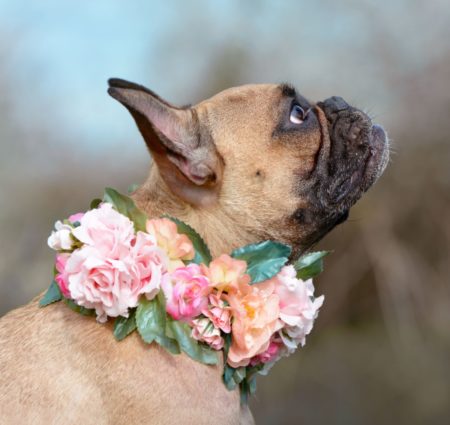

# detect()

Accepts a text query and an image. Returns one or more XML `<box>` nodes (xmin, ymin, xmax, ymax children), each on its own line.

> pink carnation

<box><xmin>202</xmin><ymin>293</ymin><xmax>231</xmax><ymax>333</ymax></box>
<box><xmin>63</xmin><ymin>204</ymin><xmax>168</xmax><ymax>322</ymax></box>
<box><xmin>161</xmin><ymin>264</ymin><xmax>210</xmax><ymax>321</ymax></box>
<box><xmin>191</xmin><ymin>318</ymin><xmax>224</xmax><ymax>350</ymax></box>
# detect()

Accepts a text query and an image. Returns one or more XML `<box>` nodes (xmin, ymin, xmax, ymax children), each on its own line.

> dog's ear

<box><xmin>107</xmin><ymin>78</ymin><xmax>222</xmax><ymax>206</ymax></box>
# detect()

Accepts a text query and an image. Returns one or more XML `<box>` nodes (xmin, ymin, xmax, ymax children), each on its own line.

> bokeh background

<box><xmin>1</xmin><ymin>1</ymin><xmax>449</xmax><ymax>424</ymax></box>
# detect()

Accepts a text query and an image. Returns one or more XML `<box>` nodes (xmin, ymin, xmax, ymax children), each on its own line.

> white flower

<box><xmin>273</xmin><ymin>265</ymin><xmax>324</xmax><ymax>352</ymax></box>
<box><xmin>47</xmin><ymin>221</ymin><xmax>74</xmax><ymax>251</ymax></box>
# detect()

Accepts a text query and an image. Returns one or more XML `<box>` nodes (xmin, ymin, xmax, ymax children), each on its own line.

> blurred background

<box><xmin>1</xmin><ymin>0</ymin><xmax>449</xmax><ymax>423</ymax></box>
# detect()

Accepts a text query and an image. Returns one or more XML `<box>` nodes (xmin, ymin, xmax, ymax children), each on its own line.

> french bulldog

<box><xmin>0</xmin><ymin>79</ymin><xmax>389</xmax><ymax>424</ymax></box>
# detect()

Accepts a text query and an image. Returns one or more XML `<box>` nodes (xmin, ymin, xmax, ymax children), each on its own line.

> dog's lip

<box><xmin>362</xmin><ymin>124</ymin><xmax>389</xmax><ymax>187</ymax></box>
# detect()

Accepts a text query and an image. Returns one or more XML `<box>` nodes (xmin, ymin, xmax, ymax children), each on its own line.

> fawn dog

<box><xmin>0</xmin><ymin>79</ymin><xmax>389</xmax><ymax>424</ymax></box>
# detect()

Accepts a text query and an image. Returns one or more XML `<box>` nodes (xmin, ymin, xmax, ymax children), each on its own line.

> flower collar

<box><xmin>42</xmin><ymin>187</ymin><xmax>328</xmax><ymax>403</ymax></box>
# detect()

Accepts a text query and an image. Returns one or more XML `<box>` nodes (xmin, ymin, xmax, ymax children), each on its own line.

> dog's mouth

<box><xmin>291</xmin><ymin>96</ymin><xmax>389</xmax><ymax>251</ymax></box>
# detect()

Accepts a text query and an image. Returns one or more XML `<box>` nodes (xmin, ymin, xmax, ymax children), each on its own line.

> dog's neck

<box><xmin>132</xmin><ymin>167</ymin><xmax>259</xmax><ymax>257</ymax></box>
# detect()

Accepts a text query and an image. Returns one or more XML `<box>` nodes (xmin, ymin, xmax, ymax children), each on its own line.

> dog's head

<box><xmin>108</xmin><ymin>80</ymin><xmax>389</xmax><ymax>254</ymax></box>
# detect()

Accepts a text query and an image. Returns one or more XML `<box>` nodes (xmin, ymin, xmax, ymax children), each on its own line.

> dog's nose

<box><xmin>317</xmin><ymin>96</ymin><xmax>358</xmax><ymax>127</ymax></box>
<box><xmin>318</xmin><ymin>96</ymin><xmax>372</xmax><ymax>144</ymax></box>
<box><xmin>319</xmin><ymin>96</ymin><xmax>351</xmax><ymax>115</ymax></box>
<box><xmin>317</xmin><ymin>95</ymin><xmax>375</xmax><ymax>170</ymax></box>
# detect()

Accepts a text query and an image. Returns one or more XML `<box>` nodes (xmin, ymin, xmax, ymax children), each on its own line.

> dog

<box><xmin>0</xmin><ymin>79</ymin><xmax>389</xmax><ymax>424</ymax></box>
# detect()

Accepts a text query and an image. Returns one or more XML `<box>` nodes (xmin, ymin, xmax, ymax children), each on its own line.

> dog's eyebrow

<box><xmin>279</xmin><ymin>83</ymin><xmax>297</xmax><ymax>98</ymax></box>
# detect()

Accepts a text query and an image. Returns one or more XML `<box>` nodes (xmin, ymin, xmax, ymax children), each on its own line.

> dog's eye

<box><xmin>290</xmin><ymin>104</ymin><xmax>305</xmax><ymax>124</ymax></box>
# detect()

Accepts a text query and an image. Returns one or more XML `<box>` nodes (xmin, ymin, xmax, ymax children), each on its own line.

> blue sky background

<box><xmin>2</xmin><ymin>0</ymin><xmax>449</xmax><ymax>155</ymax></box>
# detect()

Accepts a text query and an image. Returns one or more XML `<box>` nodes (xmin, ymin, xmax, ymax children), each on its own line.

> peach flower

<box><xmin>191</xmin><ymin>318</ymin><xmax>224</xmax><ymax>350</ymax></box>
<box><xmin>146</xmin><ymin>218</ymin><xmax>195</xmax><ymax>270</ymax></box>
<box><xmin>203</xmin><ymin>254</ymin><xmax>250</xmax><ymax>293</ymax></box>
<box><xmin>226</xmin><ymin>280</ymin><xmax>281</xmax><ymax>368</ymax></box>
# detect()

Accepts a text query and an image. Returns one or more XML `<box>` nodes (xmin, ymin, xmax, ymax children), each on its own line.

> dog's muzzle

<box><xmin>316</xmin><ymin>96</ymin><xmax>389</xmax><ymax>207</ymax></box>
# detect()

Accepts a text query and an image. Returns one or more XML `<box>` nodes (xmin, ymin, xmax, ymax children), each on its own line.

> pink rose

<box><xmin>71</xmin><ymin>203</ymin><xmax>136</xmax><ymax>258</ymax></box>
<box><xmin>161</xmin><ymin>264</ymin><xmax>210</xmax><ymax>321</ymax></box>
<box><xmin>63</xmin><ymin>204</ymin><xmax>168</xmax><ymax>322</ymax></box>
<box><xmin>202</xmin><ymin>293</ymin><xmax>231</xmax><ymax>333</ymax></box>
<box><xmin>131</xmin><ymin>232</ymin><xmax>168</xmax><ymax>301</ymax></box>
<box><xmin>273</xmin><ymin>265</ymin><xmax>324</xmax><ymax>350</ymax></box>
<box><xmin>250</xmin><ymin>341</ymin><xmax>281</xmax><ymax>366</ymax></box>
<box><xmin>146</xmin><ymin>218</ymin><xmax>195</xmax><ymax>270</ymax></box>
<box><xmin>191</xmin><ymin>318</ymin><xmax>224</xmax><ymax>350</ymax></box>
<box><xmin>55</xmin><ymin>253</ymin><xmax>70</xmax><ymax>297</ymax></box>
<box><xmin>226</xmin><ymin>280</ymin><xmax>281</xmax><ymax>368</ymax></box>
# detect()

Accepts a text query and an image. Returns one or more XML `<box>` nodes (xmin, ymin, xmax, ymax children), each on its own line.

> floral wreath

<box><xmin>42</xmin><ymin>187</ymin><xmax>328</xmax><ymax>403</ymax></box>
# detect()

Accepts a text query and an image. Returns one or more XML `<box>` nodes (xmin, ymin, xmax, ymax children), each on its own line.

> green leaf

<box><xmin>223</xmin><ymin>365</ymin><xmax>238</xmax><ymax>390</ymax></box>
<box><xmin>246</xmin><ymin>364</ymin><xmax>264</xmax><ymax>381</ymax></box>
<box><xmin>164</xmin><ymin>216</ymin><xmax>212</xmax><ymax>265</ymax></box>
<box><xmin>127</xmin><ymin>183</ymin><xmax>140</xmax><ymax>194</ymax></box>
<box><xmin>89</xmin><ymin>198</ymin><xmax>102</xmax><ymax>210</ymax></box>
<box><xmin>136</xmin><ymin>297</ymin><xmax>167</xmax><ymax>344</ymax></box>
<box><xmin>240</xmin><ymin>380</ymin><xmax>250</xmax><ymax>404</ymax></box>
<box><xmin>231</xmin><ymin>240</ymin><xmax>292</xmax><ymax>284</ymax></box>
<box><xmin>233</xmin><ymin>367</ymin><xmax>247</xmax><ymax>384</ymax></box>
<box><xmin>39</xmin><ymin>280</ymin><xmax>62</xmax><ymax>307</ymax></box>
<box><xmin>63</xmin><ymin>299</ymin><xmax>96</xmax><ymax>316</ymax></box>
<box><xmin>294</xmin><ymin>251</ymin><xmax>330</xmax><ymax>280</ymax></box>
<box><xmin>103</xmin><ymin>187</ymin><xmax>147</xmax><ymax>232</ymax></box>
<box><xmin>135</xmin><ymin>295</ymin><xmax>180</xmax><ymax>354</ymax></box>
<box><xmin>168</xmin><ymin>319</ymin><xmax>218</xmax><ymax>365</ymax></box>
<box><xmin>223</xmin><ymin>333</ymin><xmax>232</xmax><ymax>362</ymax></box>
<box><xmin>154</xmin><ymin>334</ymin><xmax>181</xmax><ymax>355</ymax></box>
<box><xmin>113</xmin><ymin>310</ymin><xmax>137</xmax><ymax>341</ymax></box>
<box><xmin>248</xmin><ymin>377</ymin><xmax>257</xmax><ymax>394</ymax></box>
<box><xmin>238</xmin><ymin>376</ymin><xmax>257</xmax><ymax>404</ymax></box>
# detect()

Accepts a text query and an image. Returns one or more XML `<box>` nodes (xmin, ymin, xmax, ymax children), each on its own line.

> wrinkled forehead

<box><xmin>196</xmin><ymin>83</ymin><xmax>312</xmax><ymax>117</ymax></box>
<box><xmin>195</xmin><ymin>84</ymin><xmax>281</xmax><ymax>116</ymax></box>
<box><xmin>195</xmin><ymin>83</ymin><xmax>317</xmax><ymax>139</ymax></box>
<box><xmin>203</xmin><ymin>83</ymin><xmax>280</xmax><ymax>103</ymax></box>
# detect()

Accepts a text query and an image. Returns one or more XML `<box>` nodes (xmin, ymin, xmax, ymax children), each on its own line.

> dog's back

<box><xmin>0</xmin><ymin>299</ymin><xmax>250</xmax><ymax>424</ymax></box>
